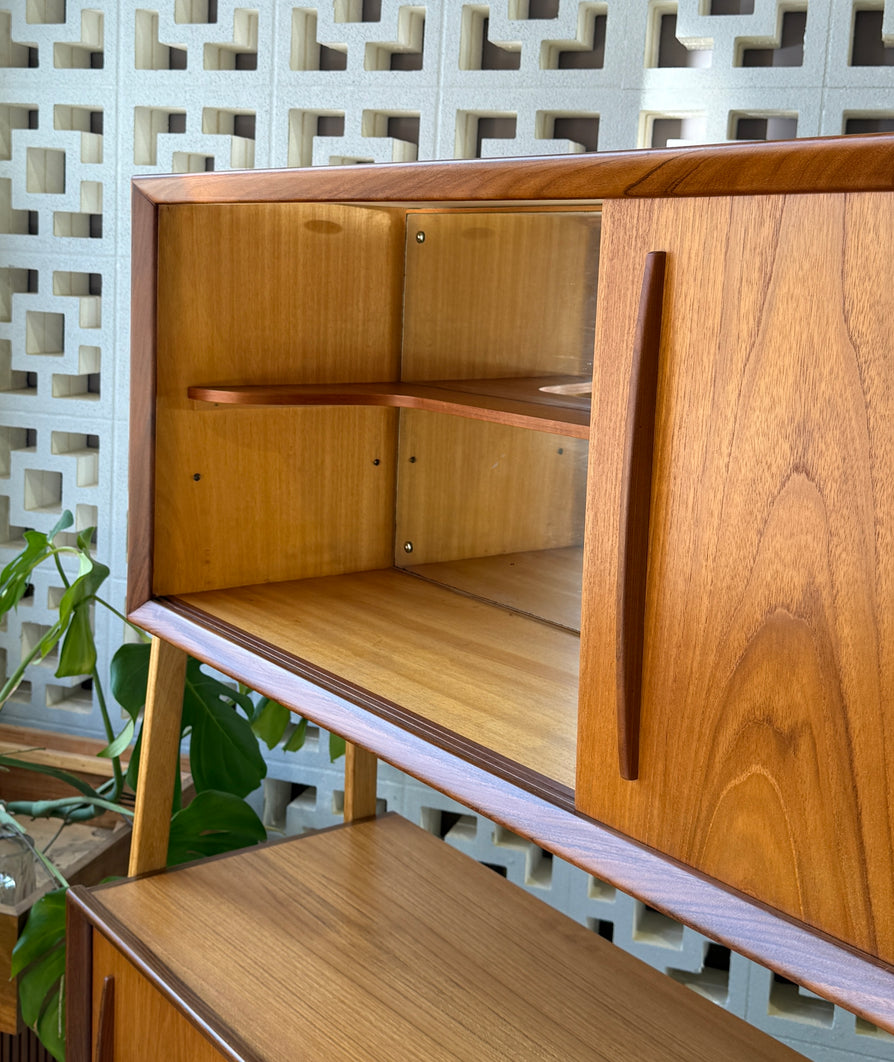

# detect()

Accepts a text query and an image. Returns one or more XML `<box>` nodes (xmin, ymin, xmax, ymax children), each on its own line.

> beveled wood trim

<box><xmin>127</xmin><ymin>185</ymin><xmax>158</xmax><ymax>614</ymax></box>
<box><xmin>65</xmin><ymin>890</ymin><xmax>94</xmax><ymax>1062</ymax></box>
<box><xmin>67</xmin><ymin>888</ymin><xmax>260</xmax><ymax>1062</ymax></box>
<box><xmin>616</xmin><ymin>251</ymin><xmax>666</xmax><ymax>780</ymax></box>
<box><xmin>126</xmin><ymin>598</ymin><xmax>894</xmax><ymax>1033</ymax></box>
<box><xmin>186</xmin><ymin>376</ymin><xmax>591</xmax><ymax>438</ymax></box>
<box><xmin>133</xmin><ymin>133</ymin><xmax>894</xmax><ymax>207</ymax></box>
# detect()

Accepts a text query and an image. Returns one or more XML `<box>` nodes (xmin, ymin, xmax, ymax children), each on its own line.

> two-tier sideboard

<box><xmin>67</xmin><ymin>134</ymin><xmax>894</xmax><ymax>1059</ymax></box>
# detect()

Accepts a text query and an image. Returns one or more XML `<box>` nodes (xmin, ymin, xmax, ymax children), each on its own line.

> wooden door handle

<box><xmin>616</xmin><ymin>251</ymin><xmax>667</xmax><ymax>781</ymax></box>
<box><xmin>94</xmin><ymin>975</ymin><xmax>115</xmax><ymax>1062</ymax></box>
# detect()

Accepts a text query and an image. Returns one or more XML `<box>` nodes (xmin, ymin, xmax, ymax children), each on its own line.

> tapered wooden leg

<box><xmin>128</xmin><ymin>638</ymin><xmax>187</xmax><ymax>876</ymax></box>
<box><xmin>343</xmin><ymin>742</ymin><xmax>378</xmax><ymax>823</ymax></box>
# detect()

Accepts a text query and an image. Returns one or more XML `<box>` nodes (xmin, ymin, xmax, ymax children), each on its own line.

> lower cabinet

<box><xmin>67</xmin><ymin>815</ymin><xmax>804</xmax><ymax>1062</ymax></box>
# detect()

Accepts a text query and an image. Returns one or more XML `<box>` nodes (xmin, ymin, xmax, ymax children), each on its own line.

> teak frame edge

<box><xmin>131</xmin><ymin>132</ymin><xmax>894</xmax><ymax>207</ymax></box>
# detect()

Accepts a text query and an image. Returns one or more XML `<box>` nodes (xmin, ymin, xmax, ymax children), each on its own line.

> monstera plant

<box><xmin>0</xmin><ymin>511</ymin><xmax>341</xmax><ymax>1059</ymax></box>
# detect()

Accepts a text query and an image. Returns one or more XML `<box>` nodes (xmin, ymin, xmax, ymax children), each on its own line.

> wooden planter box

<box><xmin>0</xmin><ymin>725</ymin><xmax>133</xmax><ymax>1040</ymax></box>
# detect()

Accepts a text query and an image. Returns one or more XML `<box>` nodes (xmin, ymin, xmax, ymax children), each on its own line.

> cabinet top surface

<box><xmin>80</xmin><ymin>815</ymin><xmax>802</xmax><ymax>1062</ymax></box>
<box><xmin>133</xmin><ymin>133</ymin><xmax>894</xmax><ymax>206</ymax></box>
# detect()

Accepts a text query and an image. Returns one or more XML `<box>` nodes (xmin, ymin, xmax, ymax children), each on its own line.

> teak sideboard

<box><xmin>67</xmin><ymin>134</ymin><xmax>894</xmax><ymax>1058</ymax></box>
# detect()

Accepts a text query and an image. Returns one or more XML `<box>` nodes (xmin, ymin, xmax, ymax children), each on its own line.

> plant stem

<box><xmin>92</xmin><ymin>670</ymin><xmax>124</xmax><ymax>799</ymax></box>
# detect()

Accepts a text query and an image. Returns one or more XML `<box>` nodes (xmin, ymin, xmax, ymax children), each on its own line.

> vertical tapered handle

<box><xmin>94</xmin><ymin>976</ymin><xmax>115</xmax><ymax>1062</ymax></box>
<box><xmin>616</xmin><ymin>251</ymin><xmax>667</xmax><ymax>781</ymax></box>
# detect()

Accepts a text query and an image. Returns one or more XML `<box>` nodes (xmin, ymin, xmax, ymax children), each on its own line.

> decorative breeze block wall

<box><xmin>3</xmin><ymin>3</ymin><xmax>894</xmax><ymax>1060</ymax></box>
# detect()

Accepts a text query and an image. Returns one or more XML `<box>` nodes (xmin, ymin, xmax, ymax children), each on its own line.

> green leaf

<box><xmin>283</xmin><ymin>716</ymin><xmax>308</xmax><ymax>753</ymax></box>
<box><xmin>12</xmin><ymin>888</ymin><xmax>67</xmax><ymax>976</ymax></box>
<box><xmin>36</xmin><ymin>618</ymin><xmax>65</xmax><ymax>661</ymax></box>
<box><xmin>75</xmin><ymin>525</ymin><xmax>96</xmax><ymax>552</ymax></box>
<box><xmin>166</xmin><ymin>790</ymin><xmax>266</xmax><ymax>866</ymax></box>
<box><xmin>34</xmin><ymin>981</ymin><xmax>64</xmax><ymax>1062</ymax></box>
<box><xmin>183</xmin><ymin>659</ymin><xmax>266</xmax><ymax>798</ymax></box>
<box><xmin>47</xmin><ymin>510</ymin><xmax>74</xmax><ymax>543</ymax></box>
<box><xmin>329</xmin><ymin>732</ymin><xmax>346</xmax><ymax>762</ymax></box>
<box><xmin>251</xmin><ymin>697</ymin><xmax>290</xmax><ymax>750</ymax></box>
<box><xmin>110</xmin><ymin>641</ymin><xmax>151</xmax><ymax>720</ymax></box>
<box><xmin>54</xmin><ymin>604</ymin><xmax>95</xmax><ymax>678</ymax></box>
<box><xmin>99</xmin><ymin>718</ymin><xmax>135</xmax><ymax>760</ymax></box>
<box><xmin>0</xmin><ymin>530</ymin><xmax>50</xmax><ymax>612</ymax></box>
<box><xmin>18</xmin><ymin>941</ymin><xmax>64</xmax><ymax>1031</ymax></box>
<box><xmin>57</xmin><ymin>558</ymin><xmax>109</xmax><ymax>629</ymax></box>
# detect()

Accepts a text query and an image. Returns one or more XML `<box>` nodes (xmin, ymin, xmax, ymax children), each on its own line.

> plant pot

<box><xmin>0</xmin><ymin>725</ymin><xmax>132</xmax><ymax>1040</ymax></box>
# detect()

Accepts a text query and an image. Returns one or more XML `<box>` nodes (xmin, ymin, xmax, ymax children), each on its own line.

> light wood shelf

<box><xmin>174</xmin><ymin>566</ymin><xmax>579</xmax><ymax>790</ymax></box>
<box><xmin>186</xmin><ymin>375</ymin><xmax>591</xmax><ymax>438</ymax></box>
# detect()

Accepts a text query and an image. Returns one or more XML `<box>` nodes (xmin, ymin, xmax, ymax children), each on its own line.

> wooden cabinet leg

<box><xmin>343</xmin><ymin>742</ymin><xmax>377</xmax><ymax>823</ymax></box>
<box><xmin>128</xmin><ymin>638</ymin><xmax>187</xmax><ymax>876</ymax></box>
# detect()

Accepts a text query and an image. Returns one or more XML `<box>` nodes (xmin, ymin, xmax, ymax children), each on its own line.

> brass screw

<box><xmin>403</xmin><ymin>541</ymin><xmax>414</xmax><ymax>553</ymax></box>
<box><xmin>415</xmin><ymin>231</ymin><xmax>425</xmax><ymax>243</ymax></box>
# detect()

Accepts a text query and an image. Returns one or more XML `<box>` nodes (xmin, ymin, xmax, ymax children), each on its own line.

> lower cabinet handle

<box><xmin>616</xmin><ymin>250</ymin><xmax>667</xmax><ymax>781</ymax></box>
<box><xmin>94</xmin><ymin>975</ymin><xmax>115</xmax><ymax>1062</ymax></box>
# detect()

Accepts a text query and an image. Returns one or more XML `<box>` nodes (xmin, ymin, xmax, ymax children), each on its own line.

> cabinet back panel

<box><xmin>153</xmin><ymin>202</ymin><xmax>404</xmax><ymax>593</ymax></box>
<box><xmin>578</xmin><ymin>192</ymin><xmax>894</xmax><ymax>962</ymax></box>
<box><xmin>402</xmin><ymin>210</ymin><xmax>600</xmax><ymax>380</ymax></box>
<box><xmin>394</xmin><ymin>411</ymin><xmax>587</xmax><ymax>566</ymax></box>
<box><xmin>154</xmin><ymin>406</ymin><xmax>396</xmax><ymax>595</ymax></box>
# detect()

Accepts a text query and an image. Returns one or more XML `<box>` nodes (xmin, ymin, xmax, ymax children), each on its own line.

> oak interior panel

<box><xmin>153</xmin><ymin>202</ymin><xmax>405</xmax><ymax>594</ymax></box>
<box><xmin>89</xmin><ymin>816</ymin><xmax>802</xmax><ymax>1061</ymax></box>
<box><xmin>175</xmin><ymin>570</ymin><xmax>579</xmax><ymax>787</ymax></box>
<box><xmin>394</xmin><ymin>411</ymin><xmax>588</xmax><ymax>568</ymax></box>
<box><xmin>401</xmin><ymin>209</ymin><xmax>601</xmax><ymax>380</ymax></box>
<box><xmin>578</xmin><ymin>192</ymin><xmax>894</xmax><ymax>963</ymax></box>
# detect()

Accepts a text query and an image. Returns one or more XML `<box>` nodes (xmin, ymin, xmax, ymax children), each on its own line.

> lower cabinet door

<box><xmin>578</xmin><ymin>191</ymin><xmax>894</xmax><ymax>964</ymax></box>
<box><xmin>91</xmin><ymin>933</ymin><xmax>228</xmax><ymax>1062</ymax></box>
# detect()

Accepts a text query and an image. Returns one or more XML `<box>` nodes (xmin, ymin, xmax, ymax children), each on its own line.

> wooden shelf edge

<box><xmin>127</xmin><ymin>595</ymin><xmax>894</xmax><ymax>1035</ymax></box>
<box><xmin>186</xmin><ymin>377</ymin><xmax>590</xmax><ymax>438</ymax></box>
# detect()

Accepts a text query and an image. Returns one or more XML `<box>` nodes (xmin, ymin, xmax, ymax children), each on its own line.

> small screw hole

<box><xmin>193</xmin><ymin>473</ymin><xmax>202</xmax><ymax>481</ymax></box>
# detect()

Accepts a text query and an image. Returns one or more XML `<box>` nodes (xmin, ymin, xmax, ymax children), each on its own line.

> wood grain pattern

<box><xmin>153</xmin><ymin>202</ymin><xmax>404</xmax><ymax>595</ymax></box>
<box><xmin>129</xmin><ymin>639</ymin><xmax>187</xmax><ymax>876</ymax></box>
<box><xmin>80</xmin><ymin>816</ymin><xmax>802</xmax><ymax>1061</ymax></box>
<box><xmin>133</xmin><ymin>133</ymin><xmax>894</xmax><ymax>207</ymax></box>
<box><xmin>127</xmin><ymin>185</ymin><xmax>158</xmax><ymax>613</ymax></box>
<box><xmin>404</xmin><ymin>545</ymin><xmax>583</xmax><ymax>631</ymax></box>
<box><xmin>402</xmin><ymin>211</ymin><xmax>599</xmax><ymax>381</ymax></box>
<box><xmin>343</xmin><ymin>742</ymin><xmax>378</xmax><ymax>822</ymax></box>
<box><xmin>186</xmin><ymin>377</ymin><xmax>590</xmax><ymax>437</ymax></box>
<box><xmin>578</xmin><ymin>192</ymin><xmax>894</xmax><ymax>963</ymax></box>
<box><xmin>395</xmin><ymin>411</ymin><xmax>587</xmax><ymax>567</ymax></box>
<box><xmin>173</xmin><ymin>571</ymin><xmax>579</xmax><ymax>788</ymax></box>
<box><xmin>616</xmin><ymin>251</ymin><xmax>666</xmax><ymax>781</ymax></box>
<box><xmin>127</xmin><ymin>596</ymin><xmax>894</xmax><ymax>1033</ymax></box>
<box><xmin>90</xmin><ymin>934</ymin><xmax>231</xmax><ymax>1062</ymax></box>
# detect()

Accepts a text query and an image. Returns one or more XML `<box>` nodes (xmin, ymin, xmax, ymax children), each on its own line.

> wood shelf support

<box><xmin>343</xmin><ymin>742</ymin><xmax>378</xmax><ymax>822</ymax></box>
<box><xmin>128</xmin><ymin>638</ymin><xmax>187</xmax><ymax>876</ymax></box>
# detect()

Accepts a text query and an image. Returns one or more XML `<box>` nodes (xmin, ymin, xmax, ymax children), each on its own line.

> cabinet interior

<box><xmin>152</xmin><ymin>200</ymin><xmax>601</xmax><ymax>789</ymax></box>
